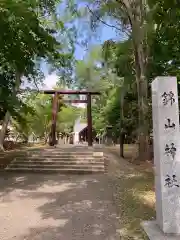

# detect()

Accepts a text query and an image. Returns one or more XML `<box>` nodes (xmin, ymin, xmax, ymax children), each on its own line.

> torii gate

<box><xmin>43</xmin><ymin>90</ymin><xmax>100</xmax><ymax>147</ymax></box>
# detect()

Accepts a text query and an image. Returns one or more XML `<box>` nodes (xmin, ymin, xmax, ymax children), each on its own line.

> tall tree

<box><xmin>0</xmin><ymin>0</ymin><xmax>74</xmax><ymax>149</ymax></box>
<box><xmin>73</xmin><ymin>0</ymin><xmax>152</xmax><ymax>160</ymax></box>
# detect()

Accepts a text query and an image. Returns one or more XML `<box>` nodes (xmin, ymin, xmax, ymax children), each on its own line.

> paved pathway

<box><xmin>0</xmin><ymin>173</ymin><xmax>119</xmax><ymax>240</ymax></box>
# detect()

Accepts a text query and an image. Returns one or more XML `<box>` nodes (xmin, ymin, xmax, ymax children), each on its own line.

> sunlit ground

<box><xmin>0</xmin><ymin>173</ymin><xmax>118</xmax><ymax>240</ymax></box>
<box><xmin>0</xmin><ymin>144</ymin><xmax>156</xmax><ymax>239</ymax></box>
<box><xmin>106</xmin><ymin>145</ymin><xmax>155</xmax><ymax>240</ymax></box>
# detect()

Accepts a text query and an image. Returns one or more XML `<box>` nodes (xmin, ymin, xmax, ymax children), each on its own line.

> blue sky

<box><xmin>22</xmin><ymin>1</ymin><xmax>126</xmax><ymax>93</ymax></box>
<box><xmin>74</xmin><ymin>24</ymin><xmax>119</xmax><ymax>60</ymax></box>
<box><xmin>42</xmin><ymin>1</ymin><xmax>126</xmax><ymax>89</ymax></box>
<box><xmin>43</xmin><ymin>24</ymin><xmax>121</xmax><ymax>89</ymax></box>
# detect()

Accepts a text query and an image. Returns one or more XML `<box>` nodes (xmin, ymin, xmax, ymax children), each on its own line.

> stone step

<box><xmin>28</xmin><ymin>153</ymin><xmax>93</xmax><ymax>157</ymax></box>
<box><xmin>0</xmin><ymin>152</ymin><xmax>103</xmax><ymax>159</ymax></box>
<box><xmin>10</xmin><ymin>160</ymin><xmax>104</xmax><ymax>165</ymax></box>
<box><xmin>9</xmin><ymin>161</ymin><xmax>104</xmax><ymax>166</ymax></box>
<box><xmin>13</xmin><ymin>156</ymin><xmax>99</xmax><ymax>161</ymax></box>
<box><xmin>2</xmin><ymin>147</ymin><xmax>105</xmax><ymax>174</ymax></box>
<box><xmin>15</xmin><ymin>151</ymin><xmax>95</xmax><ymax>155</ymax></box>
<box><xmin>5</xmin><ymin>167</ymin><xmax>105</xmax><ymax>174</ymax></box>
<box><xmin>7</xmin><ymin>164</ymin><xmax>104</xmax><ymax>169</ymax></box>
<box><xmin>9</xmin><ymin>155</ymin><xmax>97</xmax><ymax>159</ymax></box>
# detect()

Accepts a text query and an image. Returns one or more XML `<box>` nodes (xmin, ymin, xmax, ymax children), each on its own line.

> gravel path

<box><xmin>0</xmin><ymin>173</ymin><xmax>119</xmax><ymax>240</ymax></box>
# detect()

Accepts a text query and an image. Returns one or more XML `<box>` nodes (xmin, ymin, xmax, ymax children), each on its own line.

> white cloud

<box><xmin>41</xmin><ymin>73</ymin><xmax>59</xmax><ymax>90</ymax></box>
<box><xmin>19</xmin><ymin>74</ymin><xmax>59</xmax><ymax>90</ymax></box>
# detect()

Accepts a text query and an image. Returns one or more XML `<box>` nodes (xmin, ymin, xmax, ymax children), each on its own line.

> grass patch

<box><xmin>114</xmin><ymin>170</ymin><xmax>155</xmax><ymax>239</ymax></box>
<box><xmin>106</xmin><ymin>146</ymin><xmax>155</xmax><ymax>239</ymax></box>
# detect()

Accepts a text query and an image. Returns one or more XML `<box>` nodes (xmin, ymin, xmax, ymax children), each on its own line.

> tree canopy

<box><xmin>1</xmin><ymin>0</ymin><xmax>180</xmax><ymax>159</ymax></box>
<box><xmin>0</xmin><ymin>0</ymin><xmax>73</xmax><ymax>120</ymax></box>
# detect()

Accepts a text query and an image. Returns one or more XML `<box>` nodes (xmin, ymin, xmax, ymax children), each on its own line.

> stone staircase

<box><xmin>5</xmin><ymin>146</ymin><xmax>105</xmax><ymax>173</ymax></box>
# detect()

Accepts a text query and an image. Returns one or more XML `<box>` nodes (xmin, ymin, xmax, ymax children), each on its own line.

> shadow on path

<box><xmin>0</xmin><ymin>173</ymin><xmax>119</xmax><ymax>240</ymax></box>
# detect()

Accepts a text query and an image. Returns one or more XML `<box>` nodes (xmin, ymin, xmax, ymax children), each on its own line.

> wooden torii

<box><xmin>43</xmin><ymin>90</ymin><xmax>100</xmax><ymax>147</ymax></box>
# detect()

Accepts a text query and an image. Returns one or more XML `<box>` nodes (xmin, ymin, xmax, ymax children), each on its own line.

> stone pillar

<box><xmin>142</xmin><ymin>77</ymin><xmax>180</xmax><ymax>239</ymax></box>
<box><xmin>87</xmin><ymin>93</ymin><xmax>93</xmax><ymax>146</ymax></box>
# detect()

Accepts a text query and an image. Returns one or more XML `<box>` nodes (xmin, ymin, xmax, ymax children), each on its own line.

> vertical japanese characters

<box><xmin>162</xmin><ymin>91</ymin><xmax>179</xmax><ymax>188</ymax></box>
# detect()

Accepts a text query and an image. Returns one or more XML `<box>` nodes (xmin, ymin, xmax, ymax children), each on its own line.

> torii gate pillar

<box><xmin>87</xmin><ymin>93</ymin><xmax>93</xmax><ymax>146</ymax></box>
<box><xmin>49</xmin><ymin>92</ymin><xmax>59</xmax><ymax>146</ymax></box>
<box><xmin>43</xmin><ymin>89</ymin><xmax>100</xmax><ymax>147</ymax></box>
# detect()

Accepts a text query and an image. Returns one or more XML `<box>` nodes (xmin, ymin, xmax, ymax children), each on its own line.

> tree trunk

<box><xmin>0</xmin><ymin>111</ymin><xmax>11</xmax><ymax>151</ymax></box>
<box><xmin>15</xmin><ymin>134</ymin><xmax>20</xmax><ymax>142</ymax></box>
<box><xmin>127</xmin><ymin>0</ymin><xmax>149</xmax><ymax>161</ymax></box>
<box><xmin>44</xmin><ymin>133</ymin><xmax>48</xmax><ymax>144</ymax></box>
<box><xmin>133</xmin><ymin>36</ymin><xmax>149</xmax><ymax>161</ymax></box>
<box><xmin>0</xmin><ymin>71</ymin><xmax>21</xmax><ymax>151</ymax></box>
<box><xmin>119</xmin><ymin>84</ymin><xmax>125</xmax><ymax>158</ymax></box>
<box><xmin>120</xmin><ymin>132</ymin><xmax>125</xmax><ymax>158</ymax></box>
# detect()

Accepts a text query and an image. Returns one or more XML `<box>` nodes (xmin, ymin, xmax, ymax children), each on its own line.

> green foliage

<box><xmin>12</xmin><ymin>92</ymin><xmax>80</xmax><ymax>141</ymax></box>
<box><xmin>147</xmin><ymin>0</ymin><xmax>180</xmax><ymax>81</ymax></box>
<box><xmin>74</xmin><ymin>41</ymin><xmax>139</xmax><ymax>139</ymax></box>
<box><xmin>4</xmin><ymin>0</ymin><xmax>180</xmax><ymax>147</ymax></box>
<box><xmin>57</xmin><ymin>105</ymin><xmax>80</xmax><ymax>133</ymax></box>
<box><xmin>73</xmin><ymin>0</ymin><xmax>180</xmax><ymax>144</ymax></box>
<box><xmin>0</xmin><ymin>0</ymin><xmax>60</xmax><ymax>74</ymax></box>
<box><xmin>0</xmin><ymin>0</ymin><xmax>74</xmax><ymax>123</ymax></box>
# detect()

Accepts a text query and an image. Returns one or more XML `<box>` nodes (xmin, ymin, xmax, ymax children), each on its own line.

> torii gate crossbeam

<box><xmin>43</xmin><ymin>90</ymin><xmax>100</xmax><ymax>147</ymax></box>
